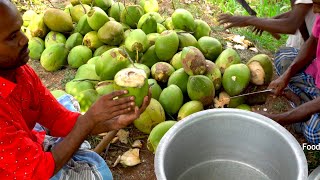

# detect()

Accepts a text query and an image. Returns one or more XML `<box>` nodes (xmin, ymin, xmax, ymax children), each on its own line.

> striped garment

<box><xmin>33</xmin><ymin>94</ymin><xmax>113</xmax><ymax>180</ymax></box>
<box><xmin>275</xmin><ymin>47</ymin><xmax>320</xmax><ymax>144</ymax></box>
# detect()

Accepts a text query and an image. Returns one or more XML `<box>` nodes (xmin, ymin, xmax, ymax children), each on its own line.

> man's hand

<box><xmin>252</xmin><ymin>27</ymin><xmax>264</xmax><ymax>36</ymax></box>
<box><xmin>267</xmin><ymin>75</ymin><xmax>290</xmax><ymax>96</ymax></box>
<box><xmin>89</xmin><ymin>88</ymin><xmax>152</xmax><ymax>135</ymax></box>
<box><xmin>105</xmin><ymin>89</ymin><xmax>152</xmax><ymax>130</ymax></box>
<box><xmin>253</xmin><ymin>109</ymin><xmax>287</xmax><ymax>125</ymax></box>
<box><xmin>84</xmin><ymin>90</ymin><xmax>136</xmax><ymax>126</ymax></box>
<box><xmin>218</xmin><ymin>13</ymin><xmax>251</xmax><ymax>29</ymax></box>
<box><xmin>253</xmin><ymin>110</ymin><xmax>280</xmax><ymax>120</ymax></box>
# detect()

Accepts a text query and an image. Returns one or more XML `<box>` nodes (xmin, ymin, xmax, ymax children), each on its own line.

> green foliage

<box><xmin>210</xmin><ymin>0</ymin><xmax>291</xmax><ymax>17</ymax></box>
<box><xmin>305</xmin><ymin>149</ymin><xmax>320</xmax><ymax>174</ymax></box>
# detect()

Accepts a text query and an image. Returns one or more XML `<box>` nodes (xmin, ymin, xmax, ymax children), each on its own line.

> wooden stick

<box><xmin>94</xmin><ymin>130</ymin><xmax>119</xmax><ymax>154</ymax></box>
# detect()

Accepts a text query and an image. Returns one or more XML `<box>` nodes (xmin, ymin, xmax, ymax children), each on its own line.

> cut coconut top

<box><xmin>114</xmin><ymin>68</ymin><xmax>147</xmax><ymax>88</ymax></box>
<box><xmin>247</xmin><ymin>61</ymin><xmax>265</xmax><ymax>85</ymax></box>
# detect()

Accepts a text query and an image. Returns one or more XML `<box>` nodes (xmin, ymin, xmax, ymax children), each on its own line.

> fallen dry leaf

<box><xmin>113</xmin><ymin>155</ymin><xmax>121</xmax><ymax>167</ymax></box>
<box><xmin>224</xmin><ymin>34</ymin><xmax>255</xmax><ymax>50</ymax></box>
<box><xmin>204</xmin><ymin>5</ymin><xmax>213</xmax><ymax>14</ymax></box>
<box><xmin>234</xmin><ymin>44</ymin><xmax>246</xmax><ymax>50</ymax></box>
<box><xmin>249</xmin><ymin>47</ymin><xmax>259</xmax><ymax>53</ymax></box>
<box><xmin>243</xmin><ymin>39</ymin><xmax>253</xmax><ymax>47</ymax></box>
<box><xmin>98</xmin><ymin>132</ymin><xmax>108</xmax><ymax>136</ymax></box>
<box><xmin>226</xmin><ymin>42</ymin><xmax>233</xmax><ymax>48</ymax></box>
<box><xmin>111</xmin><ymin>137</ymin><xmax>119</xmax><ymax>144</ymax></box>
<box><xmin>231</xmin><ymin>35</ymin><xmax>245</xmax><ymax>44</ymax></box>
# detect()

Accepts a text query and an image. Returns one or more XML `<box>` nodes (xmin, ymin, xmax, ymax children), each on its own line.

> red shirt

<box><xmin>0</xmin><ymin>65</ymin><xmax>80</xmax><ymax>179</ymax></box>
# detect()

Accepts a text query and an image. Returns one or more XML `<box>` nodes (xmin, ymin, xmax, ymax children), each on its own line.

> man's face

<box><xmin>312</xmin><ymin>0</ymin><xmax>320</xmax><ymax>13</ymax></box>
<box><xmin>0</xmin><ymin>1</ymin><xmax>29</xmax><ymax>71</ymax></box>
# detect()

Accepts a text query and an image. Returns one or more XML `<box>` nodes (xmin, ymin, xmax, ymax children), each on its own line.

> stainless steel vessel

<box><xmin>155</xmin><ymin>109</ymin><xmax>308</xmax><ymax>180</ymax></box>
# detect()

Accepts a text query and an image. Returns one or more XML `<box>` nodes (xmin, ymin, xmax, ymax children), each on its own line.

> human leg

<box><xmin>274</xmin><ymin>47</ymin><xmax>299</xmax><ymax>76</ymax></box>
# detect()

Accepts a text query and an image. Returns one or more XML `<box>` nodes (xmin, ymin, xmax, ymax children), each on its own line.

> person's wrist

<box><xmin>281</xmin><ymin>70</ymin><xmax>291</xmax><ymax>85</ymax></box>
<box><xmin>78</xmin><ymin>114</ymin><xmax>96</xmax><ymax>131</ymax></box>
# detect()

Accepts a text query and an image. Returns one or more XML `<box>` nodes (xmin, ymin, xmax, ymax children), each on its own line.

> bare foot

<box><xmin>283</xmin><ymin>89</ymin><xmax>301</xmax><ymax>106</ymax></box>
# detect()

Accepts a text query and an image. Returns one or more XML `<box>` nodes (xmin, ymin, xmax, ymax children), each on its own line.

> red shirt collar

<box><xmin>0</xmin><ymin>76</ymin><xmax>17</xmax><ymax>99</ymax></box>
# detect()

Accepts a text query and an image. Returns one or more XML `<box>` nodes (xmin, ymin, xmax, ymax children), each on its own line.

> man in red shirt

<box><xmin>0</xmin><ymin>0</ymin><xmax>151</xmax><ymax>179</ymax></box>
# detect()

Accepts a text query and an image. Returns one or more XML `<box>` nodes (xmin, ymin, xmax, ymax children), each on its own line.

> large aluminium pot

<box><xmin>154</xmin><ymin>109</ymin><xmax>308</xmax><ymax>180</ymax></box>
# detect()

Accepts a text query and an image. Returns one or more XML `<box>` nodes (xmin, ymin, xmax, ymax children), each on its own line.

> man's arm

<box><xmin>268</xmin><ymin>34</ymin><xmax>317</xmax><ymax>95</ymax></box>
<box><xmin>218</xmin><ymin>4</ymin><xmax>312</xmax><ymax>34</ymax></box>
<box><xmin>50</xmin><ymin>114</ymin><xmax>94</xmax><ymax>174</ymax></box>
<box><xmin>286</xmin><ymin>34</ymin><xmax>318</xmax><ymax>75</ymax></box>
<box><xmin>245</xmin><ymin>3</ymin><xmax>311</xmax><ymax>34</ymax></box>
<box><xmin>272</xmin><ymin>11</ymin><xmax>291</xmax><ymax>19</ymax></box>
<box><xmin>260</xmin><ymin>97</ymin><xmax>320</xmax><ymax>125</ymax></box>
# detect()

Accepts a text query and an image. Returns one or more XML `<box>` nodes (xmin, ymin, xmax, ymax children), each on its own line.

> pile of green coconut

<box><xmin>22</xmin><ymin>0</ymin><xmax>273</xmax><ymax>158</ymax></box>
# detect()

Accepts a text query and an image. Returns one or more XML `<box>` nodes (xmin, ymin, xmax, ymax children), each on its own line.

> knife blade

<box><xmin>230</xmin><ymin>89</ymin><xmax>273</xmax><ymax>99</ymax></box>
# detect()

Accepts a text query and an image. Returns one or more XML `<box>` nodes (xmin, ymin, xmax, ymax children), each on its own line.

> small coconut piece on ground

<box><xmin>132</xmin><ymin>140</ymin><xmax>143</xmax><ymax>148</ymax></box>
<box><xmin>116</xmin><ymin>129</ymin><xmax>129</xmax><ymax>144</ymax></box>
<box><xmin>120</xmin><ymin>148</ymin><xmax>142</xmax><ymax>167</ymax></box>
<box><xmin>214</xmin><ymin>91</ymin><xmax>230</xmax><ymax>108</ymax></box>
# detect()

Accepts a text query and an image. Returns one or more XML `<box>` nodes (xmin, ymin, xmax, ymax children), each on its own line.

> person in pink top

<box><xmin>258</xmin><ymin>0</ymin><xmax>320</xmax><ymax>144</ymax></box>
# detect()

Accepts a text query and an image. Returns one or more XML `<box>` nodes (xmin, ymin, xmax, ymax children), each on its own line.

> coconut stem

<box><xmin>136</xmin><ymin>49</ymin><xmax>139</xmax><ymax>63</ymax></box>
<box><xmin>79</xmin><ymin>0</ymin><xmax>87</xmax><ymax>14</ymax></box>
<box><xmin>90</xmin><ymin>0</ymin><xmax>94</xmax><ymax>8</ymax></box>
<box><xmin>120</xmin><ymin>47</ymin><xmax>137</xmax><ymax>68</ymax></box>
<box><xmin>171</xmin><ymin>0</ymin><xmax>176</xmax><ymax>10</ymax></box>
<box><xmin>47</xmin><ymin>0</ymin><xmax>56</xmax><ymax>8</ymax></box>
<box><xmin>166</xmin><ymin>112</ymin><xmax>176</xmax><ymax>121</ymax></box>
<box><xmin>74</xmin><ymin>78</ymin><xmax>100</xmax><ymax>82</ymax></box>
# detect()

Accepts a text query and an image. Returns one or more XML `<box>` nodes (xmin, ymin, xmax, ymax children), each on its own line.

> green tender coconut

<box><xmin>147</xmin><ymin>120</ymin><xmax>177</xmax><ymax>153</ymax></box>
<box><xmin>114</xmin><ymin>68</ymin><xmax>149</xmax><ymax>107</ymax></box>
<box><xmin>134</xmin><ymin>98</ymin><xmax>166</xmax><ymax>134</ymax></box>
<box><xmin>222</xmin><ymin>63</ymin><xmax>251</xmax><ymax>96</ymax></box>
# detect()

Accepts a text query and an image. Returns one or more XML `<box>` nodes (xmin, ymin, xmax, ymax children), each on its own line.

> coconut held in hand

<box><xmin>114</xmin><ymin>67</ymin><xmax>149</xmax><ymax>107</ymax></box>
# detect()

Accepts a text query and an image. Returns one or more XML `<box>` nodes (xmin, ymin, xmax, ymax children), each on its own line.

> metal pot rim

<box><xmin>154</xmin><ymin>108</ymin><xmax>308</xmax><ymax>180</ymax></box>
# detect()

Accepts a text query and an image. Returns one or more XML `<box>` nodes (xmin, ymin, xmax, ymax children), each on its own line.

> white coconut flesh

<box><xmin>120</xmin><ymin>148</ymin><xmax>141</xmax><ymax>167</ymax></box>
<box><xmin>214</xmin><ymin>92</ymin><xmax>230</xmax><ymax>108</ymax></box>
<box><xmin>115</xmin><ymin>68</ymin><xmax>147</xmax><ymax>88</ymax></box>
<box><xmin>248</xmin><ymin>61</ymin><xmax>265</xmax><ymax>85</ymax></box>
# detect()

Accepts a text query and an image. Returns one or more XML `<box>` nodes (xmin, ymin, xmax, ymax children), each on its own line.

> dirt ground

<box><xmin>25</xmin><ymin>0</ymin><xmax>319</xmax><ymax>179</ymax></box>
